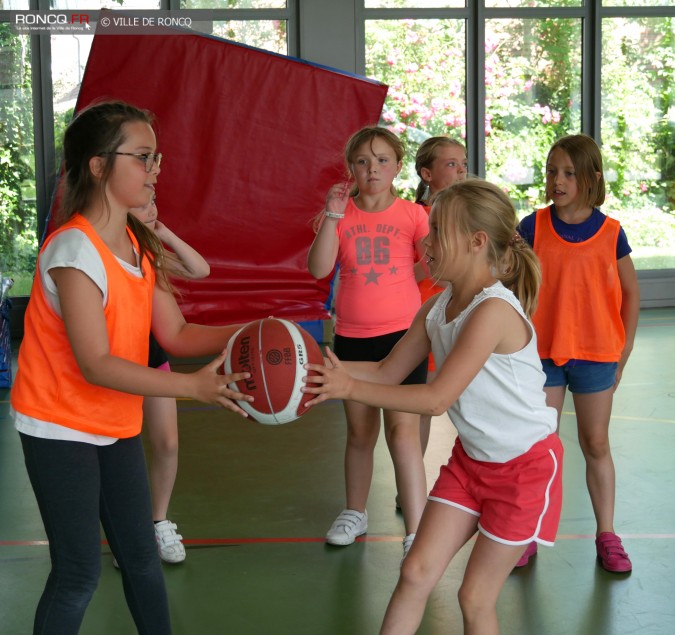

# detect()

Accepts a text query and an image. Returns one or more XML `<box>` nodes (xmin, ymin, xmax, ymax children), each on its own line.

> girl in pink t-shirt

<box><xmin>308</xmin><ymin>126</ymin><xmax>429</xmax><ymax>558</ymax></box>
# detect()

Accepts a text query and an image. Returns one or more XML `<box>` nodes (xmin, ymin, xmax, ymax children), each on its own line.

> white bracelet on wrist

<box><xmin>324</xmin><ymin>210</ymin><xmax>345</xmax><ymax>219</ymax></box>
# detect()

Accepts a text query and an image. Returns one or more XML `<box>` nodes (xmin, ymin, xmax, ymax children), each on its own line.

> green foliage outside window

<box><xmin>601</xmin><ymin>17</ymin><xmax>675</xmax><ymax>266</ymax></box>
<box><xmin>484</xmin><ymin>18</ymin><xmax>581</xmax><ymax>209</ymax></box>
<box><xmin>0</xmin><ymin>25</ymin><xmax>37</xmax><ymax>293</ymax></box>
<box><xmin>211</xmin><ymin>19</ymin><xmax>287</xmax><ymax>53</ymax></box>
<box><xmin>366</xmin><ymin>19</ymin><xmax>466</xmax><ymax>192</ymax></box>
<box><xmin>366</xmin><ymin>16</ymin><xmax>675</xmax><ymax>269</ymax></box>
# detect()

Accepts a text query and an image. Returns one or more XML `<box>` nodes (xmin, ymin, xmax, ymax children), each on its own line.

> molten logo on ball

<box><xmin>236</xmin><ymin>335</ymin><xmax>257</xmax><ymax>392</ymax></box>
<box><xmin>223</xmin><ymin>318</ymin><xmax>324</xmax><ymax>425</ymax></box>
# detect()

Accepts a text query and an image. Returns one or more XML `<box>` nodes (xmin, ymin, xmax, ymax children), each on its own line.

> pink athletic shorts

<box><xmin>428</xmin><ymin>433</ymin><xmax>563</xmax><ymax>546</ymax></box>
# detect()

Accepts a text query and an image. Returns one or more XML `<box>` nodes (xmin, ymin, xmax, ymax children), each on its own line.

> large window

<box><xmin>366</xmin><ymin>18</ymin><xmax>466</xmax><ymax>192</ymax></box>
<box><xmin>601</xmin><ymin>16</ymin><xmax>675</xmax><ymax>269</ymax></box>
<box><xmin>364</xmin><ymin>1</ymin><xmax>675</xmax><ymax>272</ymax></box>
<box><xmin>484</xmin><ymin>17</ymin><xmax>582</xmax><ymax>214</ymax></box>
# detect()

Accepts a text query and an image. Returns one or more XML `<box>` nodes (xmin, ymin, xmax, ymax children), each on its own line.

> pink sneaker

<box><xmin>514</xmin><ymin>541</ymin><xmax>538</xmax><ymax>568</ymax></box>
<box><xmin>596</xmin><ymin>532</ymin><xmax>632</xmax><ymax>573</ymax></box>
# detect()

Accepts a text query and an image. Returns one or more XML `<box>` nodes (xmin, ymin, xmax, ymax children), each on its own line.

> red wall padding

<box><xmin>62</xmin><ymin>18</ymin><xmax>387</xmax><ymax>325</ymax></box>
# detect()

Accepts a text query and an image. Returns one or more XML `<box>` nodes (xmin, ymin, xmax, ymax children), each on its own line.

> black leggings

<box><xmin>20</xmin><ymin>433</ymin><xmax>171</xmax><ymax>635</ymax></box>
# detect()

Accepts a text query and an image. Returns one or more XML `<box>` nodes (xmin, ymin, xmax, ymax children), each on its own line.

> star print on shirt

<box><xmin>363</xmin><ymin>267</ymin><xmax>383</xmax><ymax>285</ymax></box>
<box><xmin>389</xmin><ymin>266</ymin><xmax>398</xmax><ymax>275</ymax></box>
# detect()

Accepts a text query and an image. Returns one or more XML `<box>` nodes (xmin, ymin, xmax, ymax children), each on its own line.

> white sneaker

<box><xmin>326</xmin><ymin>509</ymin><xmax>368</xmax><ymax>546</ymax></box>
<box><xmin>402</xmin><ymin>533</ymin><xmax>416</xmax><ymax>561</ymax></box>
<box><xmin>154</xmin><ymin>520</ymin><xmax>186</xmax><ymax>563</ymax></box>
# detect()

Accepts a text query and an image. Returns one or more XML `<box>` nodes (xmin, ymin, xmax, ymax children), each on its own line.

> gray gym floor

<box><xmin>1</xmin><ymin>307</ymin><xmax>674</xmax><ymax>634</ymax></box>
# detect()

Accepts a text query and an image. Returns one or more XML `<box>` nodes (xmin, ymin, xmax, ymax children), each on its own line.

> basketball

<box><xmin>223</xmin><ymin>318</ymin><xmax>324</xmax><ymax>425</ymax></box>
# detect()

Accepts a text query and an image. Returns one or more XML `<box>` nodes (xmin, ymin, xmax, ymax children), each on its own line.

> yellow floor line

<box><xmin>562</xmin><ymin>410</ymin><xmax>675</xmax><ymax>424</ymax></box>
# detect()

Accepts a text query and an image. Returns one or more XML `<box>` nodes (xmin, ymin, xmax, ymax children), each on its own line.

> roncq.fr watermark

<box><xmin>10</xmin><ymin>11</ymin><xmax>214</xmax><ymax>35</ymax></box>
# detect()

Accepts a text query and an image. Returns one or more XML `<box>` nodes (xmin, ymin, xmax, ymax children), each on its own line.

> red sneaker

<box><xmin>595</xmin><ymin>532</ymin><xmax>632</xmax><ymax>573</ymax></box>
<box><xmin>514</xmin><ymin>541</ymin><xmax>538</xmax><ymax>568</ymax></box>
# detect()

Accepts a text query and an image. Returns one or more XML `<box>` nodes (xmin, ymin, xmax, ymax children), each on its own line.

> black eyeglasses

<box><xmin>100</xmin><ymin>152</ymin><xmax>162</xmax><ymax>173</ymax></box>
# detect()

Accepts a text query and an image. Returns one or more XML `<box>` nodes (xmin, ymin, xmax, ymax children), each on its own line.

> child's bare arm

<box><xmin>154</xmin><ymin>220</ymin><xmax>210</xmax><ymax>279</ymax></box>
<box><xmin>616</xmin><ymin>254</ymin><xmax>640</xmax><ymax>388</ymax></box>
<box><xmin>307</xmin><ymin>183</ymin><xmax>350</xmax><ymax>279</ymax></box>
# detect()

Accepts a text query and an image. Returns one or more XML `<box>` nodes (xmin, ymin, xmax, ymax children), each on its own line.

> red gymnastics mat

<box><xmin>54</xmin><ymin>12</ymin><xmax>387</xmax><ymax>325</ymax></box>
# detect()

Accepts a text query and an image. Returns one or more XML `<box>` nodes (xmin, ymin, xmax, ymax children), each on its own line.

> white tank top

<box><xmin>426</xmin><ymin>281</ymin><xmax>557</xmax><ymax>463</ymax></box>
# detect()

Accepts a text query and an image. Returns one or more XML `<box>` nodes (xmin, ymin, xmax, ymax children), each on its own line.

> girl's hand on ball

<box><xmin>192</xmin><ymin>351</ymin><xmax>253</xmax><ymax>416</ymax></box>
<box><xmin>302</xmin><ymin>348</ymin><xmax>354</xmax><ymax>406</ymax></box>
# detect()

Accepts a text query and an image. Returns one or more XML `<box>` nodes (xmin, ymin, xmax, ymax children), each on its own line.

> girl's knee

<box><xmin>385</xmin><ymin>419</ymin><xmax>420</xmax><ymax>441</ymax></box>
<box><xmin>457</xmin><ymin>582</ymin><xmax>491</xmax><ymax>618</ymax></box>
<box><xmin>346</xmin><ymin>428</ymin><xmax>379</xmax><ymax>450</ymax></box>
<box><xmin>386</xmin><ymin>427</ymin><xmax>422</xmax><ymax>457</ymax></box>
<box><xmin>579</xmin><ymin>436</ymin><xmax>611</xmax><ymax>460</ymax></box>
<box><xmin>399</xmin><ymin>554</ymin><xmax>435</xmax><ymax>591</ymax></box>
<box><xmin>51</xmin><ymin>559</ymin><xmax>101</xmax><ymax>603</ymax></box>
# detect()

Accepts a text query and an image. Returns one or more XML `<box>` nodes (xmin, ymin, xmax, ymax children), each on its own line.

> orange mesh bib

<box><xmin>12</xmin><ymin>215</ymin><xmax>155</xmax><ymax>437</ymax></box>
<box><xmin>532</xmin><ymin>206</ymin><xmax>625</xmax><ymax>365</ymax></box>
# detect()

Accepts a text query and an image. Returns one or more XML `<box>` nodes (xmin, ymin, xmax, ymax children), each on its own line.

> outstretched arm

<box><xmin>304</xmin><ymin>297</ymin><xmax>529</xmax><ymax>416</ymax></box>
<box><xmin>150</xmin><ymin>282</ymin><xmax>243</xmax><ymax>359</ymax></box>
<box><xmin>52</xmin><ymin>266</ymin><xmax>251</xmax><ymax>413</ymax></box>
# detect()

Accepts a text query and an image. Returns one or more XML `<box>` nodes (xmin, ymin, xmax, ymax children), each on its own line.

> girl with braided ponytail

<box><xmin>413</xmin><ymin>136</ymin><xmax>468</xmax><ymax>463</ymax></box>
<box><xmin>303</xmin><ymin>179</ymin><xmax>562</xmax><ymax>635</ymax></box>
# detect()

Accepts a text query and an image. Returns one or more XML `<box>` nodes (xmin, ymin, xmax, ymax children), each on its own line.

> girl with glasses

<box><xmin>11</xmin><ymin>100</ymin><xmax>252</xmax><ymax>634</ymax></box>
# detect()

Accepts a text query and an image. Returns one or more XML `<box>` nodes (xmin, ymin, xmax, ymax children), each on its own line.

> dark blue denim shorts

<box><xmin>541</xmin><ymin>359</ymin><xmax>618</xmax><ymax>394</ymax></box>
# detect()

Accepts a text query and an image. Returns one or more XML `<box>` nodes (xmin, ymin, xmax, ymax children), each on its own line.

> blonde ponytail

<box><xmin>432</xmin><ymin>180</ymin><xmax>542</xmax><ymax>318</ymax></box>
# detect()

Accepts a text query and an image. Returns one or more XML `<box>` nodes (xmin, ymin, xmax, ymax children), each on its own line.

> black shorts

<box><xmin>148</xmin><ymin>332</ymin><xmax>169</xmax><ymax>369</ymax></box>
<box><xmin>333</xmin><ymin>330</ymin><xmax>428</xmax><ymax>385</ymax></box>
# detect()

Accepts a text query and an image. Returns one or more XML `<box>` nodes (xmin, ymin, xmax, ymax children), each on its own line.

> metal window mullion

<box><xmin>286</xmin><ymin>0</ymin><xmax>298</xmax><ymax>58</ymax></box>
<box><xmin>206</xmin><ymin>8</ymin><xmax>291</xmax><ymax>20</ymax></box>
<box><xmin>601</xmin><ymin>5</ymin><xmax>675</xmax><ymax>19</ymax></box>
<box><xmin>355</xmin><ymin>0</ymin><xmax>365</xmax><ymax>76</ymax></box>
<box><xmin>485</xmin><ymin>6</ymin><xmax>583</xmax><ymax>20</ymax></box>
<box><xmin>583</xmin><ymin>0</ymin><xmax>601</xmax><ymax>142</ymax></box>
<box><xmin>32</xmin><ymin>0</ymin><xmax>55</xmax><ymax>242</ymax></box>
